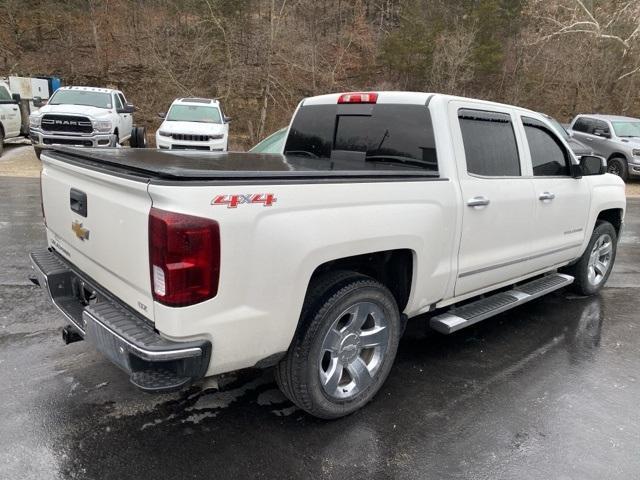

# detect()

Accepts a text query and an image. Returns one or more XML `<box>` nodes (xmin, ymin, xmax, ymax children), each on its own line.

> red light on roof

<box><xmin>338</xmin><ymin>92</ymin><xmax>378</xmax><ymax>104</ymax></box>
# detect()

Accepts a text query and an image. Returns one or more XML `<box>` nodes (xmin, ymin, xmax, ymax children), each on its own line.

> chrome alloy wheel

<box><xmin>318</xmin><ymin>301</ymin><xmax>390</xmax><ymax>400</ymax></box>
<box><xmin>587</xmin><ymin>234</ymin><xmax>613</xmax><ymax>286</ymax></box>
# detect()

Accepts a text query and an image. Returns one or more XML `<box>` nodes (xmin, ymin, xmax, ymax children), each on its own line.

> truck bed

<box><xmin>46</xmin><ymin>147</ymin><xmax>440</xmax><ymax>183</ymax></box>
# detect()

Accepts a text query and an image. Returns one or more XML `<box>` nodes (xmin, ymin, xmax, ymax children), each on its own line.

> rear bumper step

<box><xmin>430</xmin><ymin>273</ymin><xmax>574</xmax><ymax>334</ymax></box>
<box><xmin>29</xmin><ymin>249</ymin><xmax>211</xmax><ymax>393</ymax></box>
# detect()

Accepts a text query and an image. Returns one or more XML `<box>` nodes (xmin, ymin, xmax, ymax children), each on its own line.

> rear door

<box><xmin>41</xmin><ymin>153</ymin><xmax>155</xmax><ymax>320</ymax></box>
<box><xmin>519</xmin><ymin>115</ymin><xmax>590</xmax><ymax>269</ymax></box>
<box><xmin>450</xmin><ymin>102</ymin><xmax>536</xmax><ymax>297</ymax></box>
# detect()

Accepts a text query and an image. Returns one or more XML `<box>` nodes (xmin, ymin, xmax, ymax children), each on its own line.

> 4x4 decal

<box><xmin>211</xmin><ymin>193</ymin><xmax>277</xmax><ymax>209</ymax></box>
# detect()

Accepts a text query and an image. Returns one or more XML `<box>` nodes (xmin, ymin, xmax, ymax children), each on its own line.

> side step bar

<box><xmin>430</xmin><ymin>273</ymin><xmax>574</xmax><ymax>334</ymax></box>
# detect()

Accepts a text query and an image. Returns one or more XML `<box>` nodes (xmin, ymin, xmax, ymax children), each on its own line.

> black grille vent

<box><xmin>41</xmin><ymin>115</ymin><xmax>93</xmax><ymax>134</ymax></box>
<box><xmin>171</xmin><ymin>133</ymin><xmax>210</xmax><ymax>142</ymax></box>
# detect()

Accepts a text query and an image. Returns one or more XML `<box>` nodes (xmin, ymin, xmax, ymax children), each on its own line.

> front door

<box><xmin>519</xmin><ymin>114</ymin><xmax>590</xmax><ymax>269</ymax></box>
<box><xmin>450</xmin><ymin>102</ymin><xmax>536</xmax><ymax>297</ymax></box>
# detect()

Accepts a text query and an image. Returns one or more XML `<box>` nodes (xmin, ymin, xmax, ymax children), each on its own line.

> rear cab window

<box><xmin>284</xmin><ymin>102</ymin><xmax>438</xmax><ymax>173</ymax></box>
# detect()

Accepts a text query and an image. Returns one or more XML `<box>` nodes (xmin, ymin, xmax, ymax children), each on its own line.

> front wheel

<box><xmin>564</xmin><ymin>221</ymin><xmax>617</xmax><ymax>295</ymax></box>
<box><xmin>0</xmin><ymin>129</ymin><xmax>4</xmax><ymax>157</ymax></box>
<box><xmin>607</xmin><ymin>157</ymin><xmax>628</xmax><ymax>181</ymax></box>
<box><xmin>276</xmin><ymin>271</ymin><xmax>401</xmax><ymax>419</ymax></box>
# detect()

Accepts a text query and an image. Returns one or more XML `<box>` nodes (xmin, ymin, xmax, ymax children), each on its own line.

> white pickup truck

<box><xmin>29</xmin><ymin>86</ymin><xmax>146</xmax><ymax>158</ymax></box>
<box><xmin>31</xmin><ymin>92</ymin><xmax>625</xmax><ymax>419</ymax></box>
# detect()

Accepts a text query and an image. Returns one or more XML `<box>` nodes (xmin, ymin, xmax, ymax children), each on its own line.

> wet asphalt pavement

<box><xmin>1</xmin><ymin>166</ymin><xmax>640</xmax><ymax>479</ymax></box>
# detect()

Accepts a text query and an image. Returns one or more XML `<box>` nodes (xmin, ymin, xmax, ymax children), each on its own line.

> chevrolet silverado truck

<box><xmin>29</xmin><ymin>86</ymin><xmax>146</xmax><ymax>159</ymax></box>
<box><xmin>31</xmin><ymin>92</ymin><xmax>625</xmax><ymax>419</ymax></box>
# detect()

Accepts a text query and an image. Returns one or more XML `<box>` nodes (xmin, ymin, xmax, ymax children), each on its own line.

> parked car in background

<box><xmin>249</xmin><ymin>127</ymin><xmax>287</xmax><ymax>153</ymax></box>
<box><xmin>542</xmin><ymin>114</ymin><xmax>592</xmax><ymax>157</ymax></box>
<box><xmin>32</xmin><ymin>91</ymin><xmax>624</xmax><ymax>419</ymax></box>
<box><xmin>156</xmin><ymin>98</ymin><xmax>229</xmax><ymax>151</ymax></box>
<box><xmin>29</xmin><ymin>86</ymin><xmax>146</xmax><ymax>158</ymax></box>
<box><xmin>569</xmin><ymin>114</ymin><xmax>640</xmax><ymax>181</ymax></box>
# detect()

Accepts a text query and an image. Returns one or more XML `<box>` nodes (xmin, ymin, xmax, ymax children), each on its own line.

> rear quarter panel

<box><xmin>148</xmin><ymin>179</ymin><xmax>458</xmax><ymax>375</ymax></box>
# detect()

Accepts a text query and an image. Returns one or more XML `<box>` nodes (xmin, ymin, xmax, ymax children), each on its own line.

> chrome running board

<box><xmin>430</xmin><ymin>273</ymin><xmax>574</xmax><ymax>334</ymax></box>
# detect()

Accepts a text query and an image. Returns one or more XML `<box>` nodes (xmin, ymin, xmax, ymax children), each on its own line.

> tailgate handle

<box><xmin>70</xmin><ymin>189</ymin><xmax>88</xmax><ymax>217</ymax></box>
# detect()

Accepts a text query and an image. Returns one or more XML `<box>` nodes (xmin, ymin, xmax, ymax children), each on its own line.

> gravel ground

<box><xmin>0</xmin><ymin>143</ymin><xmax>41</xmax><ymax>178</ymax></box>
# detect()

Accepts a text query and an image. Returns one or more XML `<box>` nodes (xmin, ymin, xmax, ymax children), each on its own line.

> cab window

<box><xmin>523</xmin><ymin>116</ymin><xmax>571</xmax><ymax>176</ymax></box>
<box><xmin>458</xmin><ymin>109</ymin><xmax>521</xmax><ymax>176</ymax></box>
<box><xmin>0</xmin><ymin>86</ymin><xmax>12</xmax><ymax>101</ymax></box>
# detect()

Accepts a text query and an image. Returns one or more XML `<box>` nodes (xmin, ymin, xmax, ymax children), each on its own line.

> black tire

<box><xmin>0</xmin><ymin>128</ymin><xmax>4</xmax><ymax>157</ymax></box>
<box><xmin>564</xmin><ymin>221</ymin><xmax>617</xmax><ymax>296</ymax></box>
<box><xmin>275</xmin><ymin>271</ymin><xmax>401</xmax><ymax>419</ymax></box>
<box><xmin>34</xmin><ymin>147</ymin><xmax>42</xmax><ymax>160</ymax></box>
<box><xmin>607</xmin><ymin>157</ymin><xmax>628</xmax><ymax>181</ymax></box>
<box><xmin>130</xmin><ymin>126</ymin><xmax>146</xmax><ymax>148</ymax></box>
<box><xmin>112</xmin><ymin>131</ymin><xmax>120</xmax><ymax>147</ymax></box>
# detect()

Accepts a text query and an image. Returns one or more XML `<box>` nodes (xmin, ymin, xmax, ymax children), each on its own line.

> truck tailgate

<box><xmin>41</xmin><ymin>153</ymin><xmax>154</xmax><ymax>321</ymax></box>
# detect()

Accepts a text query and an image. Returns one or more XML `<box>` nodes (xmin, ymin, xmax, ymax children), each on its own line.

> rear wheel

<box><xmin>564</xmin><ymin>221</ymin><xmax>617</xmax><ymax>295</ymax></box>
<box><xmin>607</xmin><ymin>157</ymin><xmax>628</xmax><ymax>181</ymax></box>
<box><xmin>276</xmin><ymin>271</ymin><xmax>401</xmax><ymax>419</ymax></box>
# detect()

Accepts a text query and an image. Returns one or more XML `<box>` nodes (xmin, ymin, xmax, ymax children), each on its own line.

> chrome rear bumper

<box><xmin>30</xmin><ymin>249</ymin><xmax>211</xmax><ymax>393</ymax></box>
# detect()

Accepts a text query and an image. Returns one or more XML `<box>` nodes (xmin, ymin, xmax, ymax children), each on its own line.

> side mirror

<box><xmin>579</xmin><ymin>155</ymin><xmax>607</xmax><ymax>175</ymax></box>
<box><xmin>224</xmin><ymin>116</ymin><xmax>232</xmax><ymax>123</ymax></box>
<box><xmin>117</xmin><ymin>103</ymin><xmax>135</xmax><ymax>114</ymax></box>
<box><xmin>593</xmin><ymin>128</ymin><xmax>611</xmax><ymax>139</ymax></box>
<box><xmin>11</xmin><ymin>93</ymin><xmax>20</xmax><ymax>103</ymax></box>
<box><xmin>158</xmin><ymin>112</ymin><xmax>166</xmax><ymax>119</ymax></box>
<box><xmin>32</xmin><ymin>96</ymin><xmax>43</xmax><ymax>107</ymax></box>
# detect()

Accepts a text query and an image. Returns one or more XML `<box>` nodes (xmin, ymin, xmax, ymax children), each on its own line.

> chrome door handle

<box><xmin>467</xmin><ymin>196</ymin><xmax>490</xmax><ymax>208</ymax></box>
<box><xmin>539</xmin><ymin>192</ymin><xmax>555</xmax><ymax>201</ymax></box>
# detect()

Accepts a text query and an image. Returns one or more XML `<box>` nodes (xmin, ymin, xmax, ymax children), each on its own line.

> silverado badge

<box><xmin>72</xmin><ymin>221</ymin><xmax>90</xmax><ymax>241</ymax></box>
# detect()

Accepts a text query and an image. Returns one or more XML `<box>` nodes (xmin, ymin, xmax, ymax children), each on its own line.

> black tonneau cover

<box><xmin>45</xmin><ymin>147</ymin><xmax>438</xmax><ymax>182</ymax></box>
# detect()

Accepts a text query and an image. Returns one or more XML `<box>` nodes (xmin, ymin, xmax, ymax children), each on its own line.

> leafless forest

<box><xmin>2</xmin><ymin>0</ymin><xmax>640</xmax><ymax>148</ymax></box>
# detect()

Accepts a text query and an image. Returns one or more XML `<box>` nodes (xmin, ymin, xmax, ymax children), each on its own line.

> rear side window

<box><xmin>284</xmin><ymin>104</ymin><xmax>438</xmax><ymax>171</ymax></box>
<box><xmin>458</xmin><ymin>109</ymin><xmax>521</xmax><ymax>176</ymax></box>
<box><xmin>573</xmin><ymin>117</ymin><xmax>593</xmax><ymax>133</ymax></box>
<box><xmin>523</xmin><ymin>116</ymin><xmax>570</xmax><ymax>176</ymax></box>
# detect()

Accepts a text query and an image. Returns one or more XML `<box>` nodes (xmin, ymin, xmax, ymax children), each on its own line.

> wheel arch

<box><xmin>306</xmin><ymin>249</ymin><xmax>415</xmax><ymax>313</ymax></box>
<box><xmin>607</xmin><ymin>152</ymin><xmax>628</xmax><ymax>163</ymax></box>
<box><xmin>596</xmin><ymin>208</ymin><xmax>623</xmax><ymax>237</ymax></box>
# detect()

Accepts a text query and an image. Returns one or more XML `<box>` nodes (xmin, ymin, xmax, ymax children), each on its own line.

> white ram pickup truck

<box><xmin>31</xmin><ymin>92</ymin><xmax>625</xmax><ymax>419</ymax></box>
<box><xmin>29</xmin><ymin>86</ymin><xmax>146</xmax><ymax>158</ymax></box>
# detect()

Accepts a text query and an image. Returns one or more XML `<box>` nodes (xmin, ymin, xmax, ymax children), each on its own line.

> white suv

<box><xmin>156</xmin><ymin>98</ymin><xmax>229</xmax><ymax>151</ymax></box>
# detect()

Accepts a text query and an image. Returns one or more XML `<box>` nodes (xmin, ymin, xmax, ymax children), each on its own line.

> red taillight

<box><xmin>337</xmin><ymin>92</ymin><xmax>378</xmax><ymax>104</ymax></box>
<box><xmin>149</xmin><ymin>207</ymin><xmax>220</xmax><ymax>307</ymax></box>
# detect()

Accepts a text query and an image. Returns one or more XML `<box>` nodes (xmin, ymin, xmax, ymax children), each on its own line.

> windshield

<box><xmin>167</xmin><ymin>105</ymin><xmax>222</xmax><ymax>124</ymax></box>
<box><xmin>545</xmin><ymin>116</ymin><xmax>569</xmax><ymax>139</ymax></box>
<box><xmin>49</xmin><ymin>90</ymin><xmax>112</xmax><ymax>108</ymax></box>
<box><xmin>250</xmin><ymin>128</ymin><xmax>287</xmax><ymax>153</ymax></box>
<box><xmin>283</xmin><ymin>104</ymin><xmax>438</xmax><ymax>172</ymax></box>
<box><xmin>612</xmin><ymin>121</ymin><xmax>640</xmax><ymax>137</ymax></box>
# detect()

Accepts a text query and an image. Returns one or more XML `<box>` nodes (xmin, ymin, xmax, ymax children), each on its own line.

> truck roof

<box><xmin>58</xmin><ymin>86</ymin><xmax>119</xmax><ymax>94</ymax></box>
<box><xmin>301</xmin><ymin>91</ymin><xmax>538</xmax><ymax>115</ymax></box>
<box><xmin>574</xmin><ymin>114</ymin><xmax>640</xmax><ymax>122</ymax></box>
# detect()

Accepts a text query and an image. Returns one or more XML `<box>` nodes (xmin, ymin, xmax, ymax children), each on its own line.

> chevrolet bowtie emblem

<box><xmin>72</xmin><ymin>221</ymin><xmax>90</xmax><ymax>241</ymax></box>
